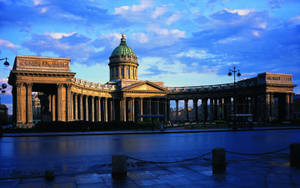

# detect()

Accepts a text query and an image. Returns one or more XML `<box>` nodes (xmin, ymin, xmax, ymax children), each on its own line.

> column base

<box><xmin>16</xmin><ymin>122</ymin><xmax>34</xmax><ymax>128</ymax></box>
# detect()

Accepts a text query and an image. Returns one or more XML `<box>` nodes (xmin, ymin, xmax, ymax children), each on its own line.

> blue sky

<box><xmin>0</xmin><ymin>0</ymin><xmax>300</xmax><ymax>113</ymax></box>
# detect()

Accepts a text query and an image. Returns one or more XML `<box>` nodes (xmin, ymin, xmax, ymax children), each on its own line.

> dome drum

<box><xmin>109</xmin><ymin>34</ymin><xmax>139</xmax><ymax>81</ymax></box>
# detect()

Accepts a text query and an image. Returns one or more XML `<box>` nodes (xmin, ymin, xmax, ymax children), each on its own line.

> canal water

<box><xmin>1</xmin><ymin>129</ymin><xmax>300</xmax><ymax>178</ymax></box>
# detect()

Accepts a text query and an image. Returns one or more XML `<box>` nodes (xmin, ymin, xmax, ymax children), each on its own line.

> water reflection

<box><xmin>1</xmin><ymin>130</ymin><xmax>300</xmax><ymax>172</ymax></box>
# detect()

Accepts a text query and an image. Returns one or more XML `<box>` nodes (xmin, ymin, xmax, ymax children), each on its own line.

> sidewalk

<box><xmin>2</xmin><ymin>126</ymin><xmax>300</xmax><ymax>137</ymax></box>
<box><xmin>0</xmin><ymin>149</ymin><xmax>299</xmax><ymax>187</ymax></box>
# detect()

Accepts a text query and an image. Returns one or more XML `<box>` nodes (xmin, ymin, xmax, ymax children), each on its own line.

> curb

<box><xmin>2</xmin><ymin>127</ymin><xmax>300</xmax><ymax>137</ymax></box>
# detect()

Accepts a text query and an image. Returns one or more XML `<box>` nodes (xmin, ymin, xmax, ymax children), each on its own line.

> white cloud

<box><xmin>0</xmin><ymin>39</ymin><xmax>20</xmax><ymax>49</ymax></box>
<box><xmin>252</xmin><ymin>30</ymin><xmax>260</xmax><ymax>37</ymax></box>
<box><xmin>149</xmin><ymin>26</ymin><xmax>186</xmax><ymax>38</ymax></box>
<box><xmin>114</xmin><ymin>0</ymin><xmax>152</xmax><ymax>15</ymax></box>
<box><xmin>139</xmin><ymin>57</ymin><xmax>232</xmax><ymax>86</ymax></box>
<box><xmin>176</xmin><ymin>49</ymin><xmax>216</xmax><ymax>59</ymax></box>
<box><xmin>217</xmin><ymin>37</ymin><xmax>242</xmax><ymax>44</ymax></box>
<box><xmin>46</xmin><ymin>32</ymin><xmax>76</xmax><ymax>39</ymax></box>
<box><xmin>287</xmin><ymin>15</ymin><xmax>300</xmax><ymax>26</ymax></box>
<box><xmin>258</xmin><ymin>22</ymin><xmax>267</xmax><ymax>29</ymax></box>
<box><xmin>71</xmin><ymin>62</ymin><xmax>109</xmax><ymax>83</ymax></box>
<box><xmin>132</xmin><ymin>33</ymin><xmax>149</xmax><ymax>43</ymax></box>
<box><xmin>32</xmin><ymin>0</ymin><xmax>43</xmax><ymax>6</ymax></box>
<box><xmin>152</xmin><ymin>6</ymin><xmax>167</xmax><ymax>19</ymax></box>
<box><xmin>98</xmin><ymin>33</ymin><xmax>122</xmax><ymax>48</ymax></box>
<box><xmin>224</xmin><ymin>8</ymin><xmax>255</xmax><ymax>16</ymax></box>
<box><xmin>40</xmin><ymin>7</ymin><xmax>48</xmax><ymax>13</ymax></box>
<box><xmin>166</xmin><ymin>12</ymin><xmax>181</xmax><ymax>25</ymax></box>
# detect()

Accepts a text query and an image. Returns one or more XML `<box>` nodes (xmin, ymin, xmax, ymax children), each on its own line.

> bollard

<box><xmin>112</xmin><ymin>155</ymin><xmax>127</xmax><ymax>179</ymax></box>
<box><xmin>290</xmin><ymin>143</ymin><xmax>300</xmax><ymax>168</ymax></box>
<box><xmin>212</xmin><ymin>148</ymin><xmax>226</xmax><ymax>174</ymax></box>
<box><xmin>44</xmin><ymin>170</ymin><xmax>55</xmax><ymax>181</ymax></box>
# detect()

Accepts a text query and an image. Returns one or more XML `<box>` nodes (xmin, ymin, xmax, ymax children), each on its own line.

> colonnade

<box><xmin>71</xmin><ymin>95</ymin><xmax>170</xmax><ymax>122</ymax></box>
<box><xmin>171</xmin><ymin>92</ymin><xmax>294</xmax><ymax>122</ymax></box>
<box><xmin>12</xmin><ymin>82</ymin><xmax>294</xmax><ymax>128</ymax></box>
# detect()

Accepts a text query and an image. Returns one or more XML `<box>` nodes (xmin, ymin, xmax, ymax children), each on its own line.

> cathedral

<box><xmin>8</xmin><ymin>35</ymin><xmax>296</xmax><ymax>128</ymax></box>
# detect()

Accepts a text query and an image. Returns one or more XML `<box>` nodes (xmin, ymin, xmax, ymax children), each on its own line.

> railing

<box><xmin>166</xmin><ymin>79</ymin><xmax>257</xmax><ymax>92</ymax></box>
<box><xmin>72</xmin><ymin>78</ymin><xmax>117</xmax><ymax>91</ymax></box>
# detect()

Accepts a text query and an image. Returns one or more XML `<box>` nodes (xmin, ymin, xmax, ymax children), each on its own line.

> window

<box><xmin>127</xmin><ymin>68</ymin><xmax>130</xmax><ymax>77</ymax></box>
<box><xmin>116</xmin><ymin>68</ymin><xmax>119</xmax><ymax>77</ymax></box>
<box><xmin>121</xmin><ymin>67</ymin><xmax>124</xmax><ymax>77</ymax></box>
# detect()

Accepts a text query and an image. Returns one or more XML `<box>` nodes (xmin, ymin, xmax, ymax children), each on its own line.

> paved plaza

<box><xmin>1</xmin><ymin>150</ymin><xmax>300</xmax><ymax>187</ymax></box>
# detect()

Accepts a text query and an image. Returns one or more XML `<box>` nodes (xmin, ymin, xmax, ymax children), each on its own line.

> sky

<box><xmin>0</xmin><ymin>0</ymin><xmax>300</xmax><ymax>114</ymax></box>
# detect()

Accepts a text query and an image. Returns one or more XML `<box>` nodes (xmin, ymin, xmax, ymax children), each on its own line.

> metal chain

<box><xmin>226</xmin><ymin>146</ymin><xmax>289</xmax><ymax>156</ymax></box>
<box><xmin>127</xmin><ymin>151</ymin><xmax>211</xmax><ymax>164</ymax></box>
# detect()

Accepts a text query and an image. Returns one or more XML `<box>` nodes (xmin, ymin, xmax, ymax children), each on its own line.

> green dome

<box><xmin>110</xmin><ymin>34</ymin><xmax>137</xmax><ymax>58</ymax></box>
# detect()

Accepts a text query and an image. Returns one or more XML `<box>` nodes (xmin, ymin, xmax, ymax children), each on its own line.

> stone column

<box><xmin>74</xmin><ymin>94</ymin><xmax>78</xmax><ymax>121</ymax></box>
<box><xmin>66</xmin><ymin>84</ymin><xmax>73</xmax><ymax>122</ymax></box>
<box><xmin>131</xmin><ymin>98</ymin><xmax>135</xmax><ymax>122</ymax></box>
<box><xmin>112</xmin><ymin>98</ymin><xmax>115</xmax><ymax>121</ymax></box>
<box><xmin>51</xmin><ymin>94</ymin><xmax>56</xmax><ymax>121</ymax></box>
<box><xmin>109</xmin><ymin>98</ymin><xmax>113</xmax><ymax>122</ymax></box>
<box><xmin>85</xmin><ymin>96</ymin><xmax>89</xmax><ymax>121</ymax></box>
<box><xmin>184</xmin><ymin>99</ymin><xmax>189</xmax><ymax>121</ymax></box>
<box><xmin>214</xmin><ymin>98</ymin><xmax>218</xmax><ymax>120</ymax></box>
<box><xmin>265</xmin><ymin>93</ymin><xmax>271</xmax><ymax>122</ymax></box>
<box><xmin>121</xmin><ymin>98</ymin><xmax>127</xmax><ymax>122</ymax></box>
<box><xmin>193</xmin><ymin>99</ymin><xmax>198</xmax><ymax>122</ymax></box>
<box><xmin>175</xmin><ymin>99</ymin><xmax>179</xmax><ymax>121</ymax></box>
<box><xmin>251</xmin><ymin>96</ymin><xmax>257</xmax><ymax>121</ymax></box>
<box><xmin>127</xmin><ymin>99</ymin><xmax>131</xmax><ymax>121</ymax></box>
<box><xmin>26</xmin><ymin>83</ymin><xmax>33</xmax><ymax>125</ymax></box>
<box><xmin>156</xmin><ymin>99</ymin><xmax>160</xmax><ymax>114</ymax></box>
<box><xmin>209</xmin><ymin>98</ymin><xmax>214</xmax><ymax>121</ymax></box>
<box><xmin>270</xmin><ymin>94</ymin><xmax>274</xmax><ymax>121</ymax></box>
<box><xmin>221</xmin><ymin>98</ymin><xmax>225</xmax><ymax>120</ymax></box>
<box><xmin>91</xmin><ymin>96</ymin><xmax>95</xmax><ymax>122</ymax></box>
<box><xmin>139</xmin><ymin>98</ymin><xmax>143</xmax><ymax>121</ymax></box>
<box><xmin>148</xmin><ymin>98</ymin><xmax>152</xmax><ymax>114</ymax></box>
<box><xmin>165</xmin><ymin>99</ymin><xmax>169</xmax><ymax>122</ymax></box>
<box><xmin>15</xmin><ymin>83</ymin><xmax>26</xmax><ymax>127</ymax></box>
<box><xmin>290</xmin><ymin>93</ymin><xmax>294</xmax><ymax>120</ymax></box>
<box><xmin>79</xmin><ymin>95</ymin><xmax>83</xmax><ymax>120</ymax></box>
<box><xmin>96</xmin><ymin>97</ymin><xmax>102</xmax><ymax>122</ymax></box>
<box><xmin>104</xmin><ymin>98</ymin><xmax>108</xmax><ymax>122</ymax></box>
<box><xmin>57</xmin><ymin>84</ymin><xmax>66</xmax><ymax>122</ymax></box>
<box><xmin>202</xmin><ymin>98</ymin><xmax>208</xmax><ymax>122</ymax></box>
<box><xmin>285</xmin><ymin>93</ymin><xmax>291</xmax><ymax>121</ymax></box>
<box><xmin>224</xmin><ymin>97</ymin><xmax>230</xmax><ymax>121</ymax></box>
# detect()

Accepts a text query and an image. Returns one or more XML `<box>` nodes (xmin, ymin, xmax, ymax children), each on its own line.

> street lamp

<box><xmin>0</xmin><ymin>57</ymin><xmax>9</xmax><ymax>67</ymax></box>
<box><xmin>0</xmin><ymin>57</ymin><xmax>9</xmax><ymax>104</ymax></box>
<box><xmin>228</xmin><ymin>66</ymin><xmax>241</xmax><ymax>130</ymax></box>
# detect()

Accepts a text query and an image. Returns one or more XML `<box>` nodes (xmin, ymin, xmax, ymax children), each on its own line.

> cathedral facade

<box><xmin>8</xmin><ymin>35</ymin><xmax>296</xmax><ymax>128</ymax></box>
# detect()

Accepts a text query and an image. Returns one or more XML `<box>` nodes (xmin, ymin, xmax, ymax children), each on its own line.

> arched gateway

<box><xmin>8</xmin><ymin>35</ymin><xmax>296</xmax><ymax>128</ymax></box>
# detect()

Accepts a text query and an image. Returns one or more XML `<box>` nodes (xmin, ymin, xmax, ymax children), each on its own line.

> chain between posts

<box><xmin>226</xmin><ymin>146</ymin><xmax>289</xmax><ymax>156</ymax></box>
<box><xmin>127</xmin><ymin>151</ymin><xmax>211</xmax><ymax>164</ymax></box>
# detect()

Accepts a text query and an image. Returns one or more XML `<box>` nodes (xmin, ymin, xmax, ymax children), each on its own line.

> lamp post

<box><xmin>228</xmin><ymin>66</ymin><xmax>241</xmax><ymax>130</ymax></box>
<box><xmin>0</xmin><ymin>57</ymin><xmax>10</xmax><ymax>104</ymax></box>
<box><xmin>0</xmin><ymin>57</ymin><xmax>9</xmax><ymax>67</ymax></box>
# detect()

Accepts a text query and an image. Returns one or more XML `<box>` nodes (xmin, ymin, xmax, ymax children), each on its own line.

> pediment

<box><xmin>122</xmin><ymin>81</ymin><xmax>166</xmax><ymax>92</ymax></box>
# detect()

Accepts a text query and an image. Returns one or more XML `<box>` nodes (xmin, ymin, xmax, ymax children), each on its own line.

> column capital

<box><xmin>57</xmin><ymin>83</ymin><xmax>65</xmax><ymax>88</ymax></box>
<box><xmin>15</xmin><ymin>82</ymin><xmax>25</xmax><ymax>87</ymax></box>
<box><xmin>26</xmin><ymin>83</ymin><xmax>33</xmax><ymax>87</ymax></box>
